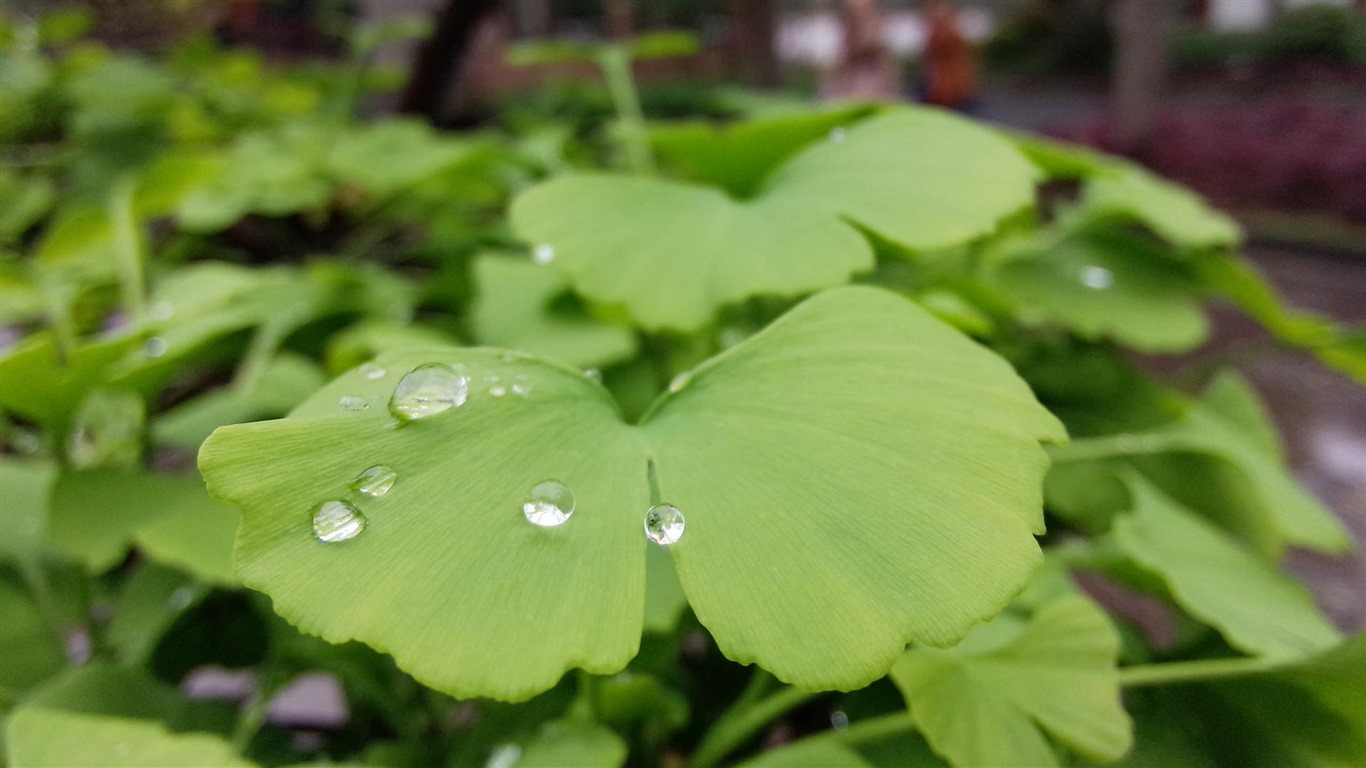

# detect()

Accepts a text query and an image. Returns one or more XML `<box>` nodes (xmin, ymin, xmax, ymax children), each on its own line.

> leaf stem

<box><xmin>832</xmin><ymin>712</ymin><xmax>916</xmax><ymax>746</ymax></box>
<box><xmin>1117</xmin><ymin>656</ymin><xmax>1281</xmax><ymax>688</ymax></box>
<box><xmin>689</xmin><ymin>682</ymin><xmax>823</xmax><ymax>768</ymax></box>
<box><xmin>596</xmin><ymin>46</ymin><xmax>655</xmax><ymax>174</ymax></box>
<box><xmin>109</xmin><ymin>175</ymin><xmax>147</xmax><ymax>323</ymax></box>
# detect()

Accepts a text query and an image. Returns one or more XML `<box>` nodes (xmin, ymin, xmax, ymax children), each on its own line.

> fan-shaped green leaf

<box><xmin>1080</xmin><ymin>167</ymin><xmax>1240</xmax><ymax>250</ymax></box>
<box><xmin>890</xmin><ymin>589</ymin><xmax>1132</xmax><ymax>767</ymax></box>
<box><xmin>510</xmin><ymin>108</ymin><xmax>1037</xmax><ymax>330</ymax></box>
<box><xmin>0</xmin><ymin>575</ymin><xmax>65</xmax><ymax>697</ymax></box>
<box><xmin>1112</xmin><ymin>475</ymin><xmax>1340</xmax><ymax>659</ymax></box>
<box><xmin>200</xmin><ymin>287</ymin><xmax>1061</xmax><ymax>699</ymax></box>
<box><xmin>0</xmin><ymin>459</ymin><xmax>56</xmax><ymax>568</ymax></box>
<box><xmin>472</xmin><ymin>252</ymin><xmax>637</xmax><ymax>368</ymax></box>
<box><xmin>989</xmin><ymin>228</ymin><xmax>1207</xmax><ymax>351</ymax></box>
<box><xmin>740</xmin><ymin>739</ymin><xmax>873</xmax><ymax>767</ymax></box>
<box><xmin>515</xmin><ymin>719</ymin><xmax>628</xmax><ymax>767</ymax></box>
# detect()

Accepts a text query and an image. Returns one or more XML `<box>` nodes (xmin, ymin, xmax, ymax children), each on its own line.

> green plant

<box><xmin>2</xmin><ymin>9</ymin><xmax>1364</xmax><ymax>768</ymax></box>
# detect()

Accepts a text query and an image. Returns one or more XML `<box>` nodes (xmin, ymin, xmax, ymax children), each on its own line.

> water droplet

<box><xmin>583</xmin><ymin>368</ymin><xmax>602</xmax><ymax>383</ymax></box>
<box><xmin>311</xmin><ymin>500</ymin><xmax>367</xmax><ymax>543</ymax></box>
<box><xmin>531</xmin><ymin>243</ymin><xmax>555</xmax><ymax>265</ymax></box>
<box><xmin>511</xmin><ymin>374</ymin><xmax>531</xmax><ymax>396</ymax></box>
<box><xmin>168</xmin><ymin>587</ymin><xmax>195</xmax><ymax>611</ymax></box>
<box><xmin>522</xmin><ymin>481</ymin><xmax>575</xmax><ymax>527</ymax></box>
<box><xmin>644</xmin><ymin>504</ymin><xmax>685</xmax><ymax>545</ymax></box>
<box><xmin>831</xmin><ymin>709</ymin><xmax>850</xmax><ymax>730</ymax></box>
<box><xmin>351</xmin><ymin>465</ymin><xmax>397</xmax><ymax>498</ymax></box>
<box><xmin>829</xmin><ymin>126</ymin><xmax>848</xmax><ymax>143</ymax></box>
<box><xmin>389</xmin><ymin>363</ymin><xmax>468</xmax><ymax>422</ymax></box>
<box><xmin>668</xmin><ymin>372</ymin><xmax>691</xmax><ymax>393</ymax></box>
<box><xmin>359</xmin><ymin>362</ymin><xmax>386</xmax><ymax>380</ymax></box>
<box><xmin>150</xmin><ymin>301</ymin><xmax>175</xmax><ymax>321</ymax></box>
<box><xmin>486</xmin><ymin>744</ymin><xmax>521</xmax><ymax>768</ymax></box>
<box><xmin>340</xmin><ymin>395</ymin><xmax>369</xmax><ymax>411</ymax></box>
<box><xmin>490</xmin><ymin>385</ymin><xmax>507</xmax><ymax>397</ymax></box>
<box><xmin>1079</xmin><ymin>265</ymin><xmax>1115</xmax><ymax>290</ymax></box>
<box><xmin>144</xmin><ymin>337</ymin><xmax>167</xmax><ymax>358</ymax></box>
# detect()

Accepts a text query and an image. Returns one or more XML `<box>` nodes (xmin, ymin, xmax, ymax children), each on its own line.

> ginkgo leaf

<box><xmin>4</xmin><ymin>663</ymin><xmax>250</xmax><ymax>768</ymax></box>
<box><xmin>510</xmin><ymin>107</ymin><xmax>1038</xmax><ymax>331</ymax></box>
<box><xmin>471</xmin><ymin>252</ymin><xmax>637</xmax><ymax>368</ymax></box>
<box><xmin>1080</xmin><ymin>167</ymin><xmax>1240</xmax><ymax>251</ymax></box>
<box><xmin>200</xmin><ymin>286</ymin><xmax>1062</xmax><ymax>700</ymax></box>
<box><xmin>988</xmin><ymin>227</ymin><xmax>1208</xmax><ymax>352</ymax></box>
<box><xmin>890</xmin><ymin>588</ymin><xmax>1132</xmax><ymax>768</ymax></box>
<box><xmin>1111</xmin><ymin>475</ymin><xmax>1340</xmax><ymax>659</ymax></box>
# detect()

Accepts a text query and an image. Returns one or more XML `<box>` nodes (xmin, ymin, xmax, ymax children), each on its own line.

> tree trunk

<box><xmin>1109</xmin><ymin>0</ymin><xmax>1169</xmax><ymax>152</ymax></box>
<box><xmin>728</xmin><ymin>0</ymin><xmax>779</xmax><ymax>87</ymax></box>
<box><xmin>396</xmin><ymin>0</ymin><xmax>501</xmax><ymax>122</ymax></box>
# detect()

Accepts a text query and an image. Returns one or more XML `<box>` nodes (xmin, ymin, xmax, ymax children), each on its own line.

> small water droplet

<box><xmin>829</xmin><ymin>126</ymin><xmax>848</xmax><ymax>143</ymax></box>
<box><xmin>522</xmin><ymin>481</ymin><xmax>575</xmax><ymax>527</ymax></box>
<box><xmin>532</xmin><ymin>243</ymin><xmax>555</xmax><ymax>265</ymax></box>
<box><xmin>831</xmin><ymin>709</ymin><xmax>850</xmax><ymax>730</ymax></box>
<box><xmin>168</xmin><ymin>587</ymin><xmax>195</xmax><ymax>611</ymax></box>
<box><xmin>486</xmin><ymin>744</ymin><xmax>521</xmax><ymax>768</ymax></box>
<box><xmin>583</xmin><ymin>368</ymin><xmax>602</xmax><ymax>383</ymax></box>
<box><xmin>359</xmin><ymin>362</ymin><xmax>386</xmax><ymax>380</ymax></box>
<box><xmin>1079</xmin><ymin>265</ymin><xmax>1115</xmax><ymax>290</ymax></box>
<box><xmin>511</xmin><ymin>374</ymin><xmax>531</xmax><ymax>396</ymax></box>
<box><xmin>644</xmin><ymin>504</ymin><xmax>685</xmax><ymax>545</ymax></box>
<box><xmin>311</xmin><ymin>500</ymin><xmax>368</xmax><ymax>543</ymax></box>
<box><xmin>340</xmin><ymin>395</ymin><xmax>369</xmax><ymax>411</ymax></box>
<box><xmin>150</xmin><ymin>301</ymin><xmax>175</xmax><ymax>321</ymax></box>
<box><xmin>490</xmin><ymin>385</ymin><xmax>507</xmax><ymax>397</ymax></box>
<box><xmin>144</xmin><ymin>337</ymin><xmax>167</xmax><ymax>358</ymax></box>
<box><xmin>389</xmin><ymin>363</ymin><xmax>468</xmax><ymax>422</ymax></box>
<box><xmin>351</xmin><ymin>465</ymin><xmax>397</xmax><ymax>498</ymax></box>
<box><xmin>668</xmin><ymin>372</ymin><xmax>691</xmax><ymax>393</ymax></box>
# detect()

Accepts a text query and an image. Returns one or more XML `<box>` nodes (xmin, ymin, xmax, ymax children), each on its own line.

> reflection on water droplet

<box><xmin>312</xmin><ymin>500</ymin><xmax>367</xmax><ymax>543</ymax></box>
<box><xmin>532</xmin><ymin>244</ymin><xmax>555</xmax><ymax>265</ymax></box>
<box><xmin>340</xmin><ymin>395</ymin><xmax>369</xmax><ymax>411</ymax></box>
<box><xmin>829</xmin><ymin>126</ymin><xmax>848</xmax><ymax>143</ymax></box>
<box><xmin>360</xmin><ymin>362</ymin><xmax>386</xmax><ymax>380</ymax></box>
<box><xmin>644</xmin><ymin>504</ymin><xmax>685</xmax><ymax>545</ymax></box>
<box><xmin>668</xmin><ymin>372</ymin><xmax>691</xmax><ymax>393</ymax></box>
<box><xmin>1079</xmin><ymin>265</ymin><xmax>1115</xmax><ymax>290</ymax></box>
<box><xmin>583</xmin><ymin>368</ymin><xmax>602</xmax><ymax>383</ymax></box>
<box><xmin>389</xmin><ymin>363</ymin><xmax>468</xmax><ymax>422</ymax></box>
<box><xmin>144</xmin><ymin>337</ymin><xmax>167</xmax><ymax>358</ymax></box>
<box><xmin>351</xmin><ymin>465</ymin><xmax>397</xmax><ymax>498</ymax></box>
<box><xmin>486</xmin><ymin>744</ymin><xmax>521</xmax><ymax>768</ymax></box>
<box><xmin>522</xmin><ymin>480</ymin><xmax>574</xmax><ymax>527</ymax></box>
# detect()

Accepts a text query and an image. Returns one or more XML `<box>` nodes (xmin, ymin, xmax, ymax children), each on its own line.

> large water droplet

<box><xmin>522</xmin><ymin>481</ymin><xmax>575</xmax><ymax>527</ymax></box>
<box><xmin>389</xmin><ymin>363</ymin><xmax>468</xmax><ymax>422</ymax></box>
<box><xmin>1079</xmin><ymin>265</ymin><xmax>1115</xmax><ymax>290</ymax></box>
<box><xmin>644</xmin><ymin>504</ymin><xmax>685</xmax><ymax>545</ymax></box>
<box><xmin>340</xmin><ymin>395</ymin><xmax>369</xmax><ymax>411</ymax></box>
<box><xmin>311</xmin><ymin>500</ymin><xmax>367</xmax><ymax>542</ymax></box>
<box><xmin>532</xmin><ymin>243</ymin><xmax>555</xmax><ymax>265</ymax></box>
<box><xmin>359</xmin><ymin>362</ymin><xmax>386</xmax><ymax>380</ymax></box>
<box><xmin>351</xmin><ymin>465</ymin><xmax>397</xmax><ymax>498</ymax></box>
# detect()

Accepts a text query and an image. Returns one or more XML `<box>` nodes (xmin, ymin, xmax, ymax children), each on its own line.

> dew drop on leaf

<box><xmin>350</xmin><ymin>465</ymin><xmax>397</xmax><ymax>498</ymax></box>
<box><xmin>1079</xmin><ymin>265</ymin><xmax>1115</xmax><ymax>290</ymax></box>
<box><xmin>144</xmin><ymin>337</ymin><xmax>167</xmax><ymax>358</ymax></box>
<box><xmin>359</xmin><ymin>362</ymin><xmax>386</xmax><ymax>380</ymax></box>
<box><xmin>490</xmin><ymin>385</ymin><xmax>507</xmax><ymax>397</ymax></box>
<box><xmin>522</xmin><ymin>480</ymin><xmax>575</xmax><ymax>527</ymax></box>
<box><xmin>486</xmin><ymin>744</ymin><xmax>521</xmax><ymax>768</ymax></box>
<box><xmin>340</xmin><ymin>395</ymin><xmax>369</xmax><ymax>411</ymax></box>
<box><xmin>532</xmin><ymin>243</ymin><xmax>555</xmax><ymax>265</ymax></box>
<box><xmin>389</xmin><ymin>363</ymin><xmax>468</xmax><ymax>422</ymax></box>
<box><xmin>583</xmin><ymin>368</ymin><xmax>602</xmax><ymax>383</ymax></box>
<box><xmin>668</xmin><ymin>372</ymin><xmax>691</xmax><ymax>393</ymax></box>
<box><xmin>311</xmin><ymin>500</ymin><xmax>368</xmax><ymax>543</ymax></box>
<box><xmin>829</xmin><ymin>126</ymin><xmax>848</xmax><ymax>143</ymax></box>
<box><xmin>644</xmin><ymin>504</ymin><xmax>685</xmax><ymax>545</ymax></box>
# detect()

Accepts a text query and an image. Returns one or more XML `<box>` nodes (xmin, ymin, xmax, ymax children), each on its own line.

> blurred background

<box><xmin>4</xmin><ymin>0</ymin><xmax>1363</xmax><ymax>620</ymax></box>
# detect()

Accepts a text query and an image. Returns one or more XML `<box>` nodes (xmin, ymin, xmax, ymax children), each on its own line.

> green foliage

<box><xmin>1</xmin><ymin>10</ymin><xmax>1362</xmax><ymax>768</ymax></box>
